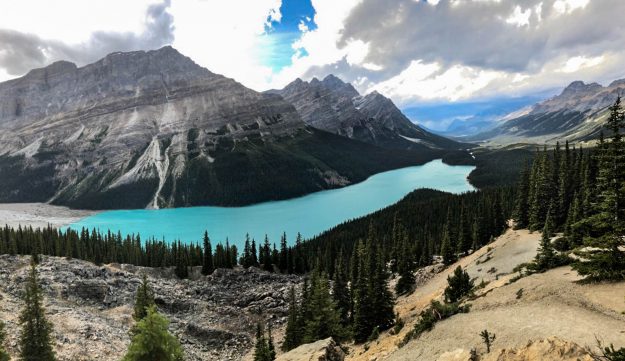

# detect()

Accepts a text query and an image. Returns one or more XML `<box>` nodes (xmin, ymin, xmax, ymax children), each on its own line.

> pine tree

<box><xmin>133</xmin><ymin>274</ymin><xmax>155</xmax><ymax>321</ymax></box>
<box><xmin>574</xmin><ymin>97</ymin><xmax>625</xmax><ymax>280</ymax></box>
<box><xmin>201</xmin><ymin>231</ymin><xmax>213</xmax><ymax>275</ymax></box>
<box><xmin>370</xmin><ymin>245</ymin><xmax>395</xmax><ymax>331</ymax></box>
<box><xmin>302</xmin><ymin>271</ymin><xmax>347</xmax><ymax>344</ymax></box>
<box><xmin>443</xmin><ymin>266</ymin><xmax>474</xmax><ymax>303</ymax></box>
<box><xmin>0</xmin><ymin>320</ymin><xmax>9</xmax><ymax>361</ymax></box>
<box><xmin>251</xmin><ymin>238</ymin><xmax>259</xmax><ymax>267</ymax></box>
<box><xmin>282</xmin><ymin>287</ymin><xmax>302</xmax><ymax>351</ymax></box>
<box><xmin>332</xmin><ymin>252</ymin><xmax>350</xmax><ymax>326</ymax></box>
<box><xmin>513</xmin><ymin>161</ymin><xmax>531</xmax><ymax>229</ymax></box>
<box><xmin>532</xmin><ymin>203</ymin><xmax>559</xmax><ymax>271</ymax></box>
<box><xmin>457</xmin><ymin>204</ymin><xmax>472</xmax><ymax>255</ymax></box>
<box><xmin>352</xmin><ymin>240</ymin><xmax>372</xmax><ymax>343</ymax></box>
<box><xmin>253</xmin><ymin>324</ymin><xmax>273</xmax><ymax>361</ymax></box>
<box><xmin>262</xmin><ymin>235</ymin><xmax>273</xmax><ymax>272</ymax></box>
<box><xmin>529</xmin><ymin>149</ymin><xmax>554</xmax><ymax>231</ymax></box>
<box><xmin>267</xmin><ymin>325</ymin><xmax>276</xmax><ymax>361</ymax></box>
<box><xmin>395</xmin><ymin>228</ymin><xmax>415</xmax><ymax>295</ymax></box>
<box><xmin>440</xmin><ymin>211</ymin><xmax>456</xmax><ymax>266</ymax></box>
<box><xmin>279</xmin><ymin>233</ymin><xmax>288</xmax><ymax>272</ymax></box>
<box><xmin>353</xmin><ymin>230</ymin><xmax>395</xmax><ymax>343</ymax></box>
<box><xmin>293</xmin><ymin>233</ymin><xmax>305</xmax><ymax>274</ymax></box>
<box><xmin>19</xmin><ymin>262</ymin><xmax>56</xmax><ymax>361</ymax></box>
<box><xmin>122</xmin><ymin>306</ymin><xmax>183</xmax><ymax>361</ymax></box>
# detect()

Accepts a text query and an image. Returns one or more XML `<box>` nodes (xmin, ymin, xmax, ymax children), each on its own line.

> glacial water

<box><xmin>68</xmin><ymin>159</ymin><xmax>475</xmax><ymax>248</ymax></box>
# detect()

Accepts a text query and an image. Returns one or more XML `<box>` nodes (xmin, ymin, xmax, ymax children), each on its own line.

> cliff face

<box><xmin>0</xmin><ymin>47</ymin><xmax>441</xmax><ymax>209</ymax></box>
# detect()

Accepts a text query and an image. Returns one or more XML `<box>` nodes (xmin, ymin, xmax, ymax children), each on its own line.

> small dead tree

<box><xmin>480</xmin><ymin>329</ymin><xmax>496</xmax><ymax>353</ymax></box>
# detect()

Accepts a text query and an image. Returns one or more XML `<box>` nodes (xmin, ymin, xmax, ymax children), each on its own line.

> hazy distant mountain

<box><xmin>0</xmin><ymin>47</ymin><xmax>449</xmax><ymax>209</ymax></box>
<box><xmin>476</xmin><ymin>79</ymin><xmax>625</xmax><ymax>143</ymax></box>
<box><xmin>402</xmin><ymin>96</ymin><xmax>547</xmax><ymax>138</ymax></box>
<box><xmin>269</xmin><ymin>75</ymin><xmax>463</xmax><ymax>150</ymax></box>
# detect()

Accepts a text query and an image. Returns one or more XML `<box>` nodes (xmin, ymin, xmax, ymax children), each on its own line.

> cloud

<box><xmin>1</xmin><ymin>0</ymin><xmax>624</xmax><ymax>110</ymax></box>
<box><xmin>0</xmin><ymin>0</ymin><xmax>173</xmax><ymax>80</ymax></box>
<box><xmin>169</xmin><ymin>0</ymin><xmax>282</xmax><ymax>90</ymax></box>
<box><xmin>310</xmin><ymin>0</ymin><xmax>625</xmax><ymax>103</ymax></box>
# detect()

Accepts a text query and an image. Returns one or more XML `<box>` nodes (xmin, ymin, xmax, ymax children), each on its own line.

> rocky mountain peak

<box><xmin>321</xmin><ymin>74</ymin><xmax>359</xmax><ymax>98</ymax></box>
<box><xmin>272</xmin><ymin>73</ymin><xmax>461</xmax><ymax>150</ymax></box>
<box><xmin>609</xmin><ymin>78</ymin><xmax>625</xmax><ymax>88</ymax></box>
<box><xmin>561</xmin><ymin>80</ymin><xmax>603</xmax><ymax>97</ymax></box>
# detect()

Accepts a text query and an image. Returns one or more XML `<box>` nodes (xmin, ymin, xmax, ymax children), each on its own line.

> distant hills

<box><xmin>474</xmin><ymin>79</ymin><xmax>625</xmax><ymax>144</ymax></box>
<box><xmin>0</xmin><ymin>46</ymin><xmax>464</xmax><ymax>210</ymax></box>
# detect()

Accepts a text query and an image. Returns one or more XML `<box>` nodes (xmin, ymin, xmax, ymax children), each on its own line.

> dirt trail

<box><xmin>347</xmin><ymin>227</ymin><xmax>625</xmax><ymax>361</ymax></box>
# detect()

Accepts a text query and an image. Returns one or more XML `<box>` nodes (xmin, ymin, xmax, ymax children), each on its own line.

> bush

<box><xmin>400</xmin><ymin>301</ymin><xmax>470</xmax><ymax>346</ymax></box>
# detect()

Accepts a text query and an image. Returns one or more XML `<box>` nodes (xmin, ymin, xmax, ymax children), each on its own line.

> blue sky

<box><xmin>262</xmin><ymin>0</ymin><xmax>316</xmax><ymax>72</ymax></box>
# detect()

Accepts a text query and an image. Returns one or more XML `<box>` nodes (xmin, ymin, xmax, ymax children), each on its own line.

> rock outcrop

<box><xmin>277</xmin><ymin>338</ymin><xmax>345</xmax><ymax>361</ymax></box>
<box><xmin>0</xmin><ymin>255</ymin><xmax>300</xmax><ymax>361</ymax></box>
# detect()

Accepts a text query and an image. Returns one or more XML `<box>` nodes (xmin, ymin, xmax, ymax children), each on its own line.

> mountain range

<box><xmin>269</xmin><ymin>75</ymin><xmax>459</xmax><ymax>150</ymax></box>
<box><xmin>475</xmin><ymin>78</ymin><xmax>625</xmax><ymax>143</ymax></box>
<box><xmin>0</xmin><ymin>46</ymin><xmax>464</xmax><ymax>210</ymax></box>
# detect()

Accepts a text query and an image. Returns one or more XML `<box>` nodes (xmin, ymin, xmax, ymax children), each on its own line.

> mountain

<box><xmin>403</xmin><ymin>96</ymin><xmax>545</xmax><ymax>138</ymax></box>
<box><xmin>0</xmin><ymin>47</ymin><xmax>449</xmax><ymax>210</ymax></box>
<box><xmin>476</xmin><ymin>79</ymin><xmax>625</xmax><ymax>143</ymax></box>
<box><xmin>269</xmin><ymin>75</ymin><xmax>463</xmax><ymax>150</ymax></box>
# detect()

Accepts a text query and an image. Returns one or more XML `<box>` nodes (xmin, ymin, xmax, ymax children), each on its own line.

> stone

<box><xmin>277</xmin><ymin>338</ymin><xmax>345</xmax><ymax>361</ymax></box>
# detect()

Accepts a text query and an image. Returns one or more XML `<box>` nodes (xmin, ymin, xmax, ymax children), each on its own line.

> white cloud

<box><xmin>560</xmin><ymin>55</ymin><xmax>605</xmax><ymax>73</ymax></box>
<box><xmin>506</xmin><ymin>6</ymin><xmax>532</xmax><ymax>27</ymax></box>
<box><xmin>169</xmin><ymin>0</ymin><xmax>281</xmax><ymax>90</ymax></box>
<box><xmin>553</xmin><ymin>0</ymin><xmax>589</xmax><ymax>14</ymax></box>
<box><xmin>370</xmin><ymin>61</ymin><xmax>503</xmax><ymax>103</ymax></box>
<box><xmin>0</xmin><ymin>0</ymin><xmax>159</xmax><ymax>44</ymax></box>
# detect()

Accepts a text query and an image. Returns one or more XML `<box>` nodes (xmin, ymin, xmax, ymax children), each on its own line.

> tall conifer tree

<box><xmin>19</xmin><ymin>263</ymin><xmax>56</xmax><ymax>361</ymax></box>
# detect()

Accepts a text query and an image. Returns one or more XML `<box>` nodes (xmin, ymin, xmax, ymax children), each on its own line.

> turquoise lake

<box><xmin>68</xmin><ymin>159</ymin><xmax>475</xmax><ymax>248</ymax></box>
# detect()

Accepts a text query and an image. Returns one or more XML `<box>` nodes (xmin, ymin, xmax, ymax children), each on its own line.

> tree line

<box><xmin>514</xmin><ymin>97</ymin><xmax>625</xmax><ymax>281</ymax></box>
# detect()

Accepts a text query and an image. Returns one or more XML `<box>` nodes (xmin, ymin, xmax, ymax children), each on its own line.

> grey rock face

<box><xmin>0</xmin><ymin>47</ymin><xmax>302</xmax><ymax>208</ymax></box>
<box><xmin>270</xmin><ymin>75</ymin><xmax>461</xmax><ymax>150</ymax></box>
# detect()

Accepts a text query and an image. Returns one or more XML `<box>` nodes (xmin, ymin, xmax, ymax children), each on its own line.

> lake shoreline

<box><xmin>0</xmin><ymin>203</ymin><xmax>98</xmax><ymax>229</ymax></box>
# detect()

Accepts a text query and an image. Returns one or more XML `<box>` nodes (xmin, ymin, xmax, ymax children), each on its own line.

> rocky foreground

<box><xmin>0</xmin><ymin>255</ymin><xmax>300</xmax><ymax>360</ymax></box>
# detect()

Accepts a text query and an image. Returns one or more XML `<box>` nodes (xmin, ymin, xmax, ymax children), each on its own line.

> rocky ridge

<box><xmin>0</xmin><ymin>255</ymin><xmax>300</xmax><ymax>361</ymax></box>
<box><xmin>269</xmin><ymin>75</ymin><xmax>461</xmax><ymax>151</ymax></box>
<box><xmin>477</xmin><ymin>78</ymin><xmax>625</xmax><ymax>143</ymax></box>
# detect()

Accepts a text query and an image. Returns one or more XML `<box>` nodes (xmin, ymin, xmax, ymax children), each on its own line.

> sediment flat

<box><xmin>0</xmin><ymin>203</ymin><xmax>96</xmax><ymax>229</ymax></box>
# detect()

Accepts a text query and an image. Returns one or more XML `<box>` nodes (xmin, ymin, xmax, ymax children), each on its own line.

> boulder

<box><xmin>277</xmin><ymin>338</ymin><xmax>345</xmax><ymax>361</ymax></box>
